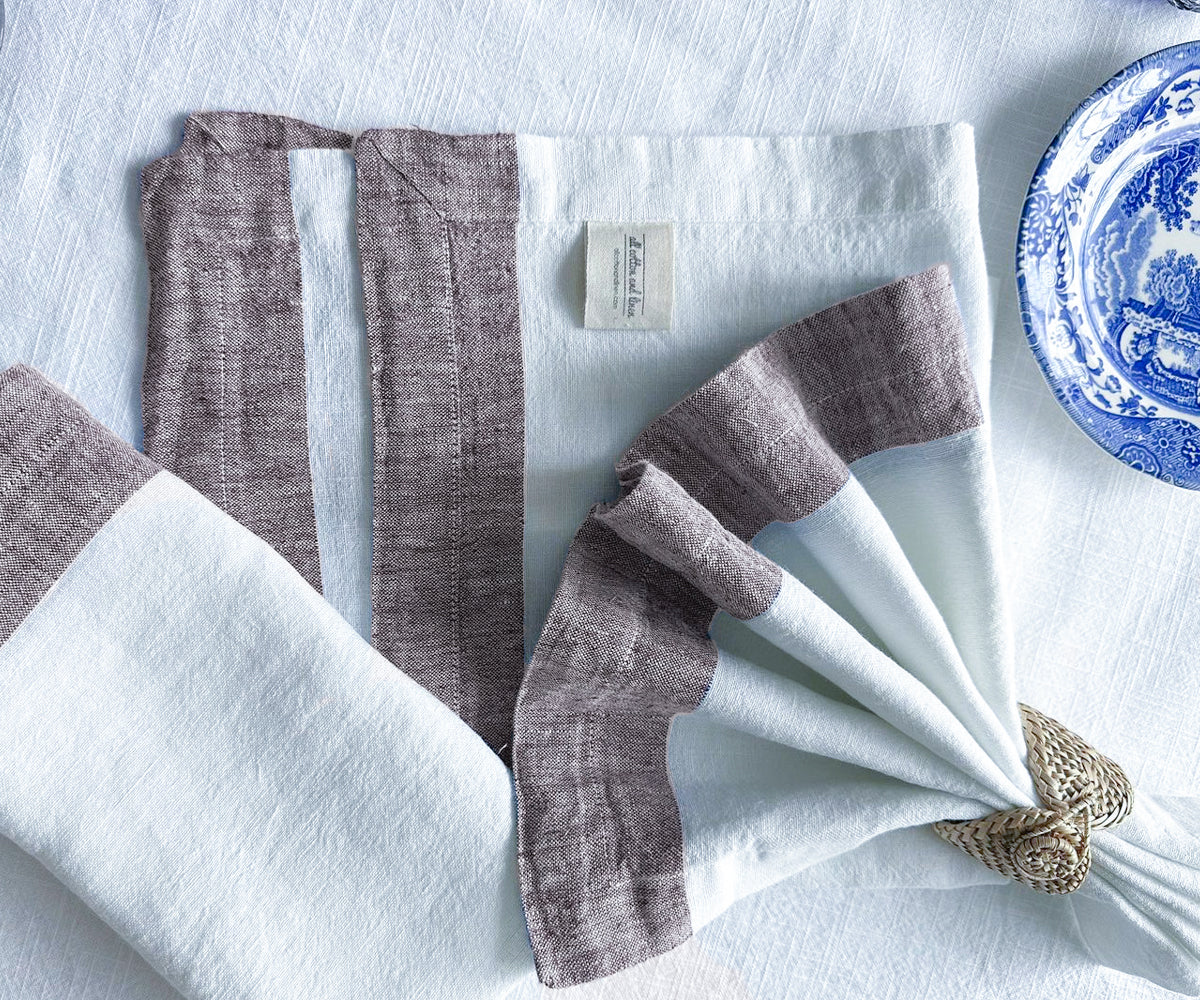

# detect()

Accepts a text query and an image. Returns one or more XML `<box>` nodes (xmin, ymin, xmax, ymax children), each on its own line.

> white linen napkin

<box><xmin>0</xmin><ymin>364</ymin><xmax>536</xmax><ymax>1000</ymax></box>
<box><xmin>514</xmin><ymin>266</ymin><xmax>1200</xmax><ymax>994</ymax></box>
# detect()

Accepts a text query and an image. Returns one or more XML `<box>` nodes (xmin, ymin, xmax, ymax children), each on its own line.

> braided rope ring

<box><xmin>933</xmin><ymin>705</ymin><xmax>1132</xmax><ymax>894</ymax></box>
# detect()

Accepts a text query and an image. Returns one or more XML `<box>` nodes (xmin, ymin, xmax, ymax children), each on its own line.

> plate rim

<box><xmin>1016</xmin><ymin>38</ymin><xmax>1200</xmax><ymax>488</ymax></box>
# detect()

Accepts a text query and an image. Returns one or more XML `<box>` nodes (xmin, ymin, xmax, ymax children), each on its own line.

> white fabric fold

<box><xmin>0</xmin><ymin>469</ymin><xmax>536</xmax><ymax>1000</ymax></box>
<box><xmin>657</xmin><ymin>419</ymin><xmax>1200</xmax><ymax>995</ymax></box>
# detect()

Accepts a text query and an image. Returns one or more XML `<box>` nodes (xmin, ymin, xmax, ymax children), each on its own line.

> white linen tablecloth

<box><xmin>1</xmin><ymin>1</ymin><xmax>1199</xmax><ymax>997</ymax></box>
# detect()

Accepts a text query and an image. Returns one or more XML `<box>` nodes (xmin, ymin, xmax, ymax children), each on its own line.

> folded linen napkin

<box><xmin>513</xmin><ymin>266</ymin><xmax>1200</xmax><ymax>992</ymax></box>
<box><xmin>134</xmin><ymin>113</ymin><xmax>991</xmax><ymax>769</ymax></box>
<box><xmin>0</xmin><ymin>364</ymin><xmax>536</xmax><ymax>1000</ymax></box>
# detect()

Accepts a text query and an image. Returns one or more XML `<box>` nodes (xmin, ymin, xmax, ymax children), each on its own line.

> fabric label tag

<box><xmin>583</xmin><ymin>221</ymin><xmax>674</xmax><ymax>330</ymax></box>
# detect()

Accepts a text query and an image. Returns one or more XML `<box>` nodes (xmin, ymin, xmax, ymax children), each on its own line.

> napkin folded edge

<box><xmin>0</xmin><ymin>363</ymin><xmax>159</xmax><ymax>646</ymax></box>
<box><xmin>140</xmin><ymin>111</ymin><xmax>526</xmax><ymax>758</ymax></box>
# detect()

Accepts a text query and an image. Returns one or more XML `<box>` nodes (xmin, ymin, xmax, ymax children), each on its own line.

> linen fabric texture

<box><xmin>4</xmin><ymin>114</ymin><xmax>1200</xmax><ymax>1000</ymax></box>
<box><xmin>141</xmin><ymin>114</ymin><xmax>525</xmax><ymax>759</ymax></box>
<box><xmin>515</xmin><ymin>266</ymin><xmax>1200</xmax><ymax>991</ymax></box>
<box><xmin>4</xmin><ymin>271</ymin><xmax>1200</xmax><ymax>998</ymax></box>
<box><xmin>4</xmin><ymin>6</ymin><xmax>1200</xmax><ymax>1000</ymax></box>
<box><xmin>0</xmin><ymin>364</ymin><xmax>536</xmax><ymax>1000</ymax></box>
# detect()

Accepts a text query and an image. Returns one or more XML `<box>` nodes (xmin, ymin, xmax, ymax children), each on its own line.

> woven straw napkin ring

<box><xmin>935</xmin><ymin>704</ymin><xmax>1133</xmax><ymax>894</ymax></box>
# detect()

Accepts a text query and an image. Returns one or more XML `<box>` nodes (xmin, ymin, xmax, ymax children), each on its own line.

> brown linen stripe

<box><xmin>354</xmin><ymin>128</ymin><xmax>525</xmax><ymax>761</ymax></box>
<box><xmin>597</xmin><ymin>460</ymin><xmax>782</xmax><ymax>622</ymax></box>
<box><xmin>140</xmin><ymin>112</ymin><xmax>351</xmax><ymax>592</ymax></box>
<box><xmin>513</xmin><ymin>265</ymin><xmax>984</xmax><ymax>987</ymax></box>
<box><xmin>140</xmin><ymin>114</ymin><xmax>526</xmax><ymax>759</ymax></box>
<box><xmin>0</xmin><ymin>365</ymin><xmax>158</xmax><ymax>646</ymax></box>
<box><xmin>515</xmin><ymin>516</ymin><xmax>717</xmax><ymax>986</ymax></box>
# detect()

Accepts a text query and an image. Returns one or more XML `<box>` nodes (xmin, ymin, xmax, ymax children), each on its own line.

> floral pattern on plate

<box><xmin>1018</xmin><ymin>41</ymin><xmax>1200</xmax><ymax>486</ymax></box>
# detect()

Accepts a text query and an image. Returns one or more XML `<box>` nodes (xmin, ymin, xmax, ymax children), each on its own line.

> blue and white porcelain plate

<box><xmin>1018</xmin><ymin>41</ymin><xmax>1200</xmax><ymax>486</ymax></box>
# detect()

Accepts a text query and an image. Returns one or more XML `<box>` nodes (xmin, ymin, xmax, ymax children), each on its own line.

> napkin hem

<box><xmin>140</xmin><ymin>111</ymin><xmax>333</xmax><ymax>592</ymax></box>
<box><xmin>354</xmin><ymin>126</ymin><xmax>525</xmax><ymax>758</ymax></box>
<box><xmin>141</xmin><ymin>112</ymin><xmax>526</xmax><ymax>758</ymax></box>
<box><xmin>0</xmin><ymin>364</ymin><xmax>159</xmax><ymax>647</ymax></box>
